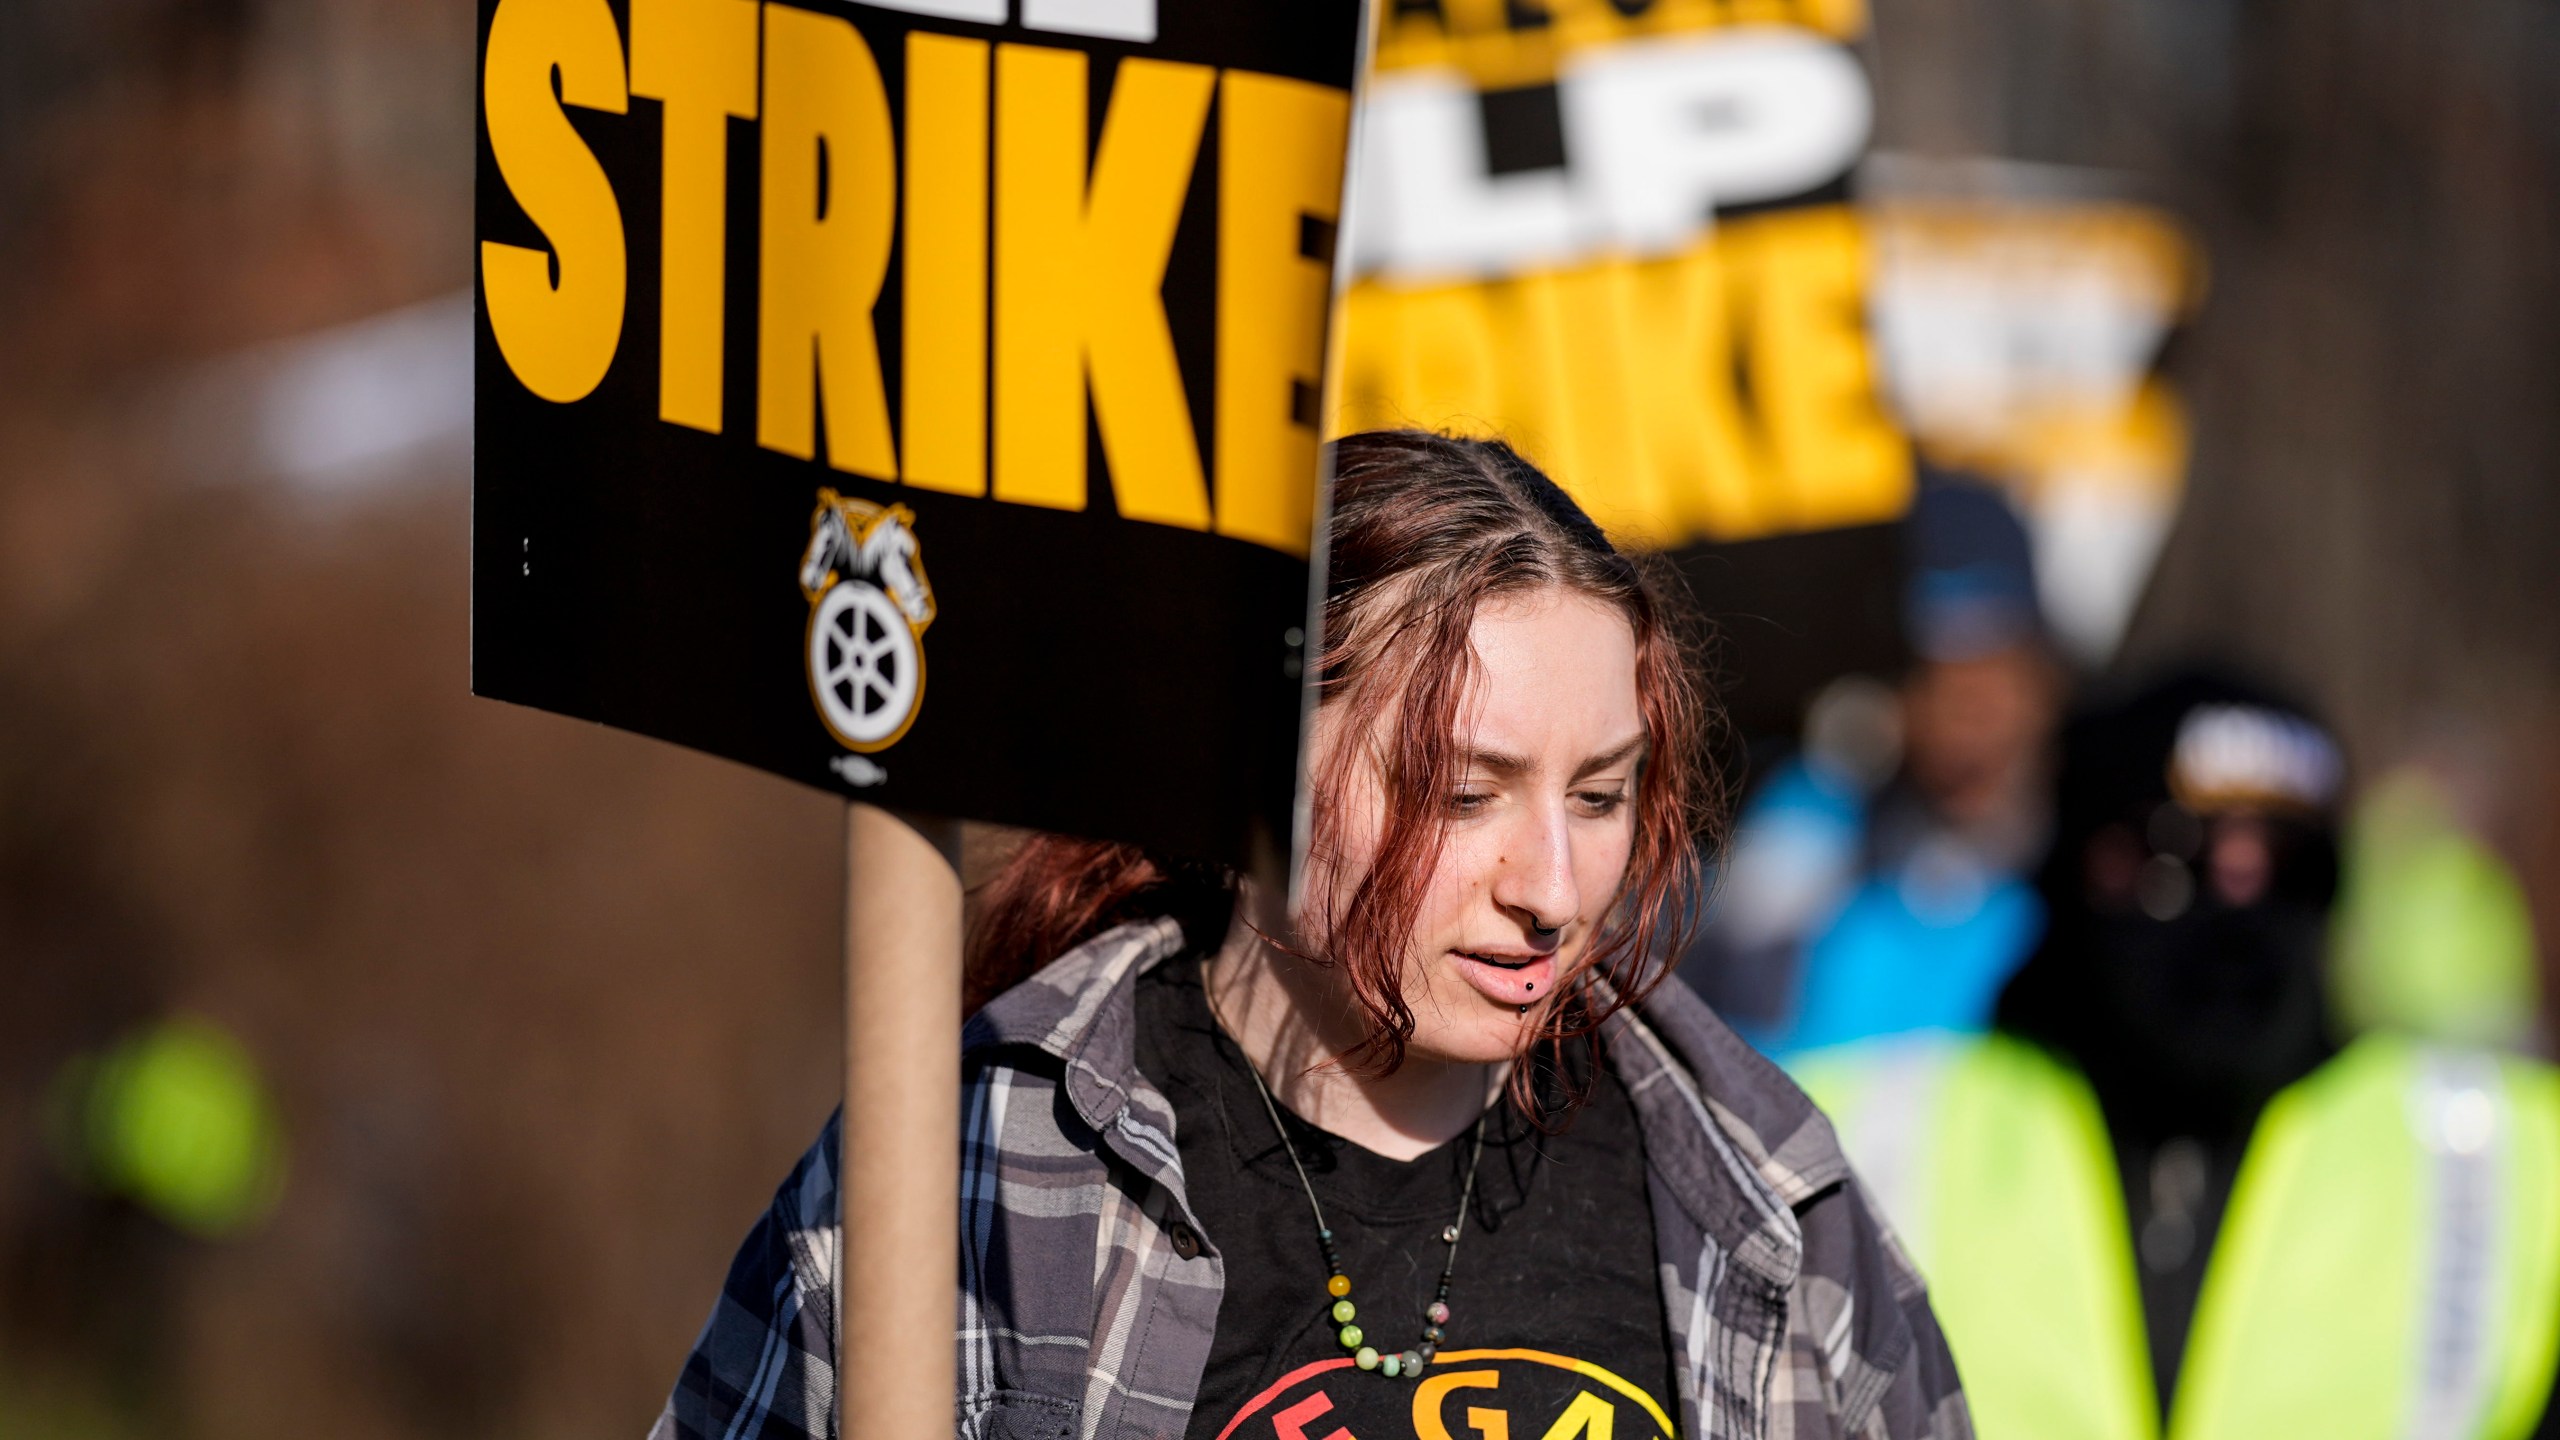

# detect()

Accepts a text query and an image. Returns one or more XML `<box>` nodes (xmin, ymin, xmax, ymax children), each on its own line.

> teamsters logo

<box><xmin>799</xmin><ymin>490</ymin><xmax>935</xmax><ymax>770</ymax></box>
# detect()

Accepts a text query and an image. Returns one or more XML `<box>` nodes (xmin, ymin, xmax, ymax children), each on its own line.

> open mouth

<box><xmin>1450</xmin><ymin>949</ymin><xmax>1558</xmax><ymax>1008</ymax></box>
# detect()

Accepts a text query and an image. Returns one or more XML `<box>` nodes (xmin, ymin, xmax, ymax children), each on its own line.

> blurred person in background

<box><xmin>1799</xmin><ymin>671</ymin><xmax>2560</xmax><ymax>1440</ymax></box>
<box><xmin>1681</xmin><ymin>476</ymin><xmax>2061</xmax><ymax>1057</ymax></box>
<box><xmin>2332</xmin><ymin>736</ymin><xmax>2546</xmax><ymax>1053</ymax></box>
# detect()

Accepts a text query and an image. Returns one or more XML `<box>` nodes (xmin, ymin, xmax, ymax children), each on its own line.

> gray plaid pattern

<box><xmin>653</xmin><ymin>919</ymin><xmax>1971</xmax><ymax>1440</ymax></box>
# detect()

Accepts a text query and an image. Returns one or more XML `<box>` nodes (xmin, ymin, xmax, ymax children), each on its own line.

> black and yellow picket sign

<box><xmin>1333</xmin><ymin>0</ymin><xmax>1904</xmax><ymax>552</ymax></box>
<box><xmin>473</xmin><ymin>0</ymin><xmax>1362</xmax><ymax>867</ymax></box>
<box><xmin>1321</xmin><ymin>0</ymin><xmax>1915</xmax><ymax>734</ymax></box>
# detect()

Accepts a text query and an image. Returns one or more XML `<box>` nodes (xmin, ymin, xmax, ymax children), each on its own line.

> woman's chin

<box><xmin>1406</xmin><ymin>1009</ymin><xmax>1541</xmax><ymax>1067</ymax></box>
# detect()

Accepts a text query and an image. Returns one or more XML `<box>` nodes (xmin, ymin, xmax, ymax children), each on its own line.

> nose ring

<box><xmin>1531</xmin><ymin>920</ymin><xmax>1561</xmax><ymax>939</ymax></box>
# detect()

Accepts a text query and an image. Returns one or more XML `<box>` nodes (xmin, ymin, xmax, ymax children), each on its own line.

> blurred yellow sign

<box><xmin>1333</xmin><ymin>0</ymin><xmax>1907</xmax><ymax>547</ymax></box>
<box><xmin>1331</xmin><ymin>0</ymin><xmax>2204</xmax><ymax>627</ymax></box>
<box><xmin>1866</xmin><ymin>194</ymin><xmax>2204</xmax><ymax>661</ymax></box>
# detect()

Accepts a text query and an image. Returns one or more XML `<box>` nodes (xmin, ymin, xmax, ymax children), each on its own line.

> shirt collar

<box><xmin>964</xmin><ymin>917</ymin><xmax>1847</xmax><ymax>1290</ymax></box>
<box><xmin>964</xmin><ymin>917</ymin><xmax>1188</xmax><ymax>1135</ymax></box>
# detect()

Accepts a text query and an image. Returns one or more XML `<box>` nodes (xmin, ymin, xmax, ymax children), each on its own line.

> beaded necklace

<box><xmin>1237</xmin><ymin>1053</ymin><xmax>1490</xmax><ymax>1381</ymax></box>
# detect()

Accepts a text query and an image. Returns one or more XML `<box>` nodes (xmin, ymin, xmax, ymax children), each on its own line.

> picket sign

<box><xmin>475</xmin><ymin>0</ymin><xmax>1357</xmax><ymax>862</ymax></box>
<box><xmin>474</xmin><ymin>0</ymin><xmax>1360</xmax><ymax>1423</ymax></box>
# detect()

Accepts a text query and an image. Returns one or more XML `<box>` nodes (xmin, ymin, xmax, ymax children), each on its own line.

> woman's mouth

<box><xmin>1450</xmin><ymin>949</ymin><xmax>1558</xmax><ymax>1009</ymax></box>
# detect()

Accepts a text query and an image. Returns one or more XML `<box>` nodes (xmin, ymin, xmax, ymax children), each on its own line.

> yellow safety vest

<box><xmin>1797</xmin><ymin>1033</ymin><xmax>2560</xmax><ymax>1440</ymax></box>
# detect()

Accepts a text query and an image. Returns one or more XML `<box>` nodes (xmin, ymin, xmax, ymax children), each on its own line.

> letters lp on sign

<box><xmin>472</xmin><ymin>0</ymin><xmax>1362</xmax><ymax>867</ymax></box>
<box><xmin>1336</xmin><ymin>0</ymin><xmax>1910</xmax><ymax>550</ymax></box>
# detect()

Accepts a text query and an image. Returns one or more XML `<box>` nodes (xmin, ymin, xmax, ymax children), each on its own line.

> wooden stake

<box><xmin>841</xmin><ymin>803</ymin><xmax>963</xmax><ymax>1440</ymax></box>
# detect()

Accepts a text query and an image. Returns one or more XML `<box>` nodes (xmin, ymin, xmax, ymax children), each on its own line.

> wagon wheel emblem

<box><xmin>808</xmin><ymin>580</ymin><xmax>921</xmax><ymax>749</ymax></box>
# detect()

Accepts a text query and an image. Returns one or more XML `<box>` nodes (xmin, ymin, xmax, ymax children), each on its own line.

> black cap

<box><xmin>1904</xmin><ymin>474</ymin><xmax>2044</xmax><ymax>662</ymax></box>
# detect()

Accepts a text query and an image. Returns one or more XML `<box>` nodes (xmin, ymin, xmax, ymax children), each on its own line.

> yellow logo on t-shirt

<box><xmin>1214</xmin><ymin>1348</ymin><xmax>1673</xmax><ymax>1440</ymax></box>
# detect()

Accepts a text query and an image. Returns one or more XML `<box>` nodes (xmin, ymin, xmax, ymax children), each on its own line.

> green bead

<box><xmin>1338</xmin><ymin>1324</ymin><xmax>1363</xmax><ymax>1350</ymax></box>
<box><xmin>1381</xmin><ymin>1354</ymin><xmax>1402</xmax><ymax>1378</ymax></box>
<box><xmin>1331</xmin><ymin>1299</ymin><xmax>1356</xmax><ymax>1324</ymax></box>
<box><xmin>1355</xmin><ymin>1346</ymin><xmax>1380</xmax><ymax>1371</ymax></box>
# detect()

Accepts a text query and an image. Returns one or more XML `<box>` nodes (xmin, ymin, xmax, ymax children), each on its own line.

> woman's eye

<box><xmin>1575</xmin><ymin>789</ymin><xmax>1629</xmax><ymax>815</ymax></box>
<box><xmin>1448</xmin><ymin>791</ymin><xmax>1493</xmax><ymax>816</ymax></box>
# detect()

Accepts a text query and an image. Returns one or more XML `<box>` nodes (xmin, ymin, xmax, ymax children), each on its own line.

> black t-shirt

<box><xmin>1134</xmin><ymin>956</ymin><xmax>1681</xmax><ymax>1440</ymax></box>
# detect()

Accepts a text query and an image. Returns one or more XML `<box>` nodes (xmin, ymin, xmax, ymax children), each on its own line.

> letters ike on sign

<box><xmin>473</xmin><ymin>0</ymin><xmax>1363</xmax><ymax>868</ymax></box>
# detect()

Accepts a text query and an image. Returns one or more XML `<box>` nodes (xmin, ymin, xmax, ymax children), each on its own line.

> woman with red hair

<box><xmin>655</xmin><ymin>432</ymin><xmax>1971</xmax><ymax>1440</ymax></box>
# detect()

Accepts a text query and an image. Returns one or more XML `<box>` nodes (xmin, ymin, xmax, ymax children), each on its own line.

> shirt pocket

<box><xmin>961</xmin><ymin>1389</ymin><xmax>1081</xmax><ymax>1440</ymax></box>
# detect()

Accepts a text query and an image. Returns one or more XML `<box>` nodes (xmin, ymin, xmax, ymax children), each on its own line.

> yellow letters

<box><xmin>481</xmin><ymin>0</ymin><xmax>629</xmax><ymax>404</ymax></box>
<box><xmin>1333</xmin><ymin>203</ymin><xmax>1907</xmax><ymax>547</ymax></box>
<box><xmin>1334</xmin><ymin>281</ymin><xmax>1503</xmax><ymax>443</ymax></box>
<box><xmin>1416</xmin><ymin>1369</ymin><xmax>1506</xmax><ymax>1440</ymax></box>
<box><xmin>1533</xmin><ymin>1392</ymin><xmax>1617</xmax><ymax>1440</ymax></box>
<box><xmin>758</xmin><ymin>3</ymin><xmax>899</xmax><ymax>479</ymax></box>
<box><xmin>995</xmin><ymin>45</ymin><xmax>1216</xmax><ymax>527</ymax></box>
<box><xmin>902</xmin><ymin>32</ymin><xmax>992</xmax><ymax>496</ymax></box>
<box><xmin>1621</xmin><ymin>241</ymin><xmax>1774</xmax><ymax>541</ymax></box>
<box><xmin>1728</xmin><ymin>207</ymin><xmax>1911</xmax><ymax>532</ymax></box>
<box><xmin>992</xmin><ymin>44</ymin><xmax>1086</xmax><ymax>511</ymax></box>
<box><xmin>631</xmin><ymin>0</ymin><xmax>759</xmax><ymax>433</ymax></box>
<box><xmin>485</xmin><ymin>0</ymin><xmax>1347</xmax><ymax>557</ymax></box>
<box><xmin>1214</xmin><ymin>71</ymin><xmax>1349</xmax><ymax>556</ymax></box>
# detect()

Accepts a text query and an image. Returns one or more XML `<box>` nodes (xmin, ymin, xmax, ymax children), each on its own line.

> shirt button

<box><xmin>1168</xmin><ymin>1221</ymin><xmax>1202</xmax><ymax>1260</ymax></box>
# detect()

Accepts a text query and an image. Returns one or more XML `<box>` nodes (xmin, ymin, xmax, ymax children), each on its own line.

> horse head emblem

<box><xmin>799</xmin><ymin>505</ymin><xmax>854</xmax><ymax>597</ymax></box>
<box><xmin>801</xmin><ymin>493</ymin><xmax>935</xmax><ymax>627</ymax></box>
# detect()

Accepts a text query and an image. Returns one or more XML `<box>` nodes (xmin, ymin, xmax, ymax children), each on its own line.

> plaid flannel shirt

<box><xmin>652</xmin><ymin>919</ymin><xmax>1972</xmax><ymax>1440</ymax></box>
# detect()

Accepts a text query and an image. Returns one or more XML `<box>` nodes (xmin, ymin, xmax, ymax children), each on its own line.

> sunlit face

<box><xmin>1305</xmin><ymin>586</ymin><xmax>1646</xmax><ymax>1065</ymax></box>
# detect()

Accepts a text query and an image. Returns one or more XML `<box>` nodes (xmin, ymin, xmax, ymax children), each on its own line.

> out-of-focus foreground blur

<box><xmin>3</xmin><ymin>0</ymin><xmax>2557</xmax><ymax>1435</ymax></box>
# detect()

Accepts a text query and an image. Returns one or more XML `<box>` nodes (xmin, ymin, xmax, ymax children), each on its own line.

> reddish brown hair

<box><xmin>968</xmin><ymin>431</ymin><xmax>1723</xmax><ymax>1109</ymax></box>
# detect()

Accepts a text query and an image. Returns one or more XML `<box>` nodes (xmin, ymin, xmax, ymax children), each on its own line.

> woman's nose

<box><xmin>1494</xmin><ymin>807</ymin><xmax>1580</xmax><ymax>938</ymax></box>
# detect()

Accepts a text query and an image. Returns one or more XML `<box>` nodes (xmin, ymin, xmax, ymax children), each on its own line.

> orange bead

<box><xmin>1327</xmin><ymin>1274</ymin><xmax>1351</xmax><ymax>1298</ymax></box>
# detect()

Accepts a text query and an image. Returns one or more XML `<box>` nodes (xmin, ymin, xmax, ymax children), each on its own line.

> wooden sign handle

<box><xmin>841</xmin><ymin>804</ymin><xmax>963</xmax><ymax>1440</ymax></box>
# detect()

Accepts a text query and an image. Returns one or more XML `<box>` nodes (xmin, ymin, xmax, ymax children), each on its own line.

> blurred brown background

<box><xmin>0</xmin><ymin>2</ymin><xmax>842</xmax><ymax>1432</ymax></box>
<box><xmin>1</xmin><ymin>0</ymin><xmax>2555</xmax><ymax>1434</ymax></box>
<box><xmin>1873</xmin><ymin>0</ymin><xmax>2560</xmax><ymax>984</ymax></box>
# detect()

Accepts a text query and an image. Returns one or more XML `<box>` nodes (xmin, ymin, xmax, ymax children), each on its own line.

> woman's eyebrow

<box><xmin>1460</xmin><ymin>746</ymin><xmax>1536</xmax><ymax>778</ymax></box>
<box><xmin>1575</xmin><ymin>735</ymin><xmax>1648</xmax><ymax>779</ymax></box>
<box><xmin>1457</xmin><ymin>737</ymin><xmax>1648</xmax><ymax>781</ymax></box>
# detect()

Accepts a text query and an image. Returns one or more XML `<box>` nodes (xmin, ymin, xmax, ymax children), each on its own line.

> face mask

<box><xmin>2074</xmin><ymin>899</ymin><xmax>2331</xmax><ymax>1132</ymax></box>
